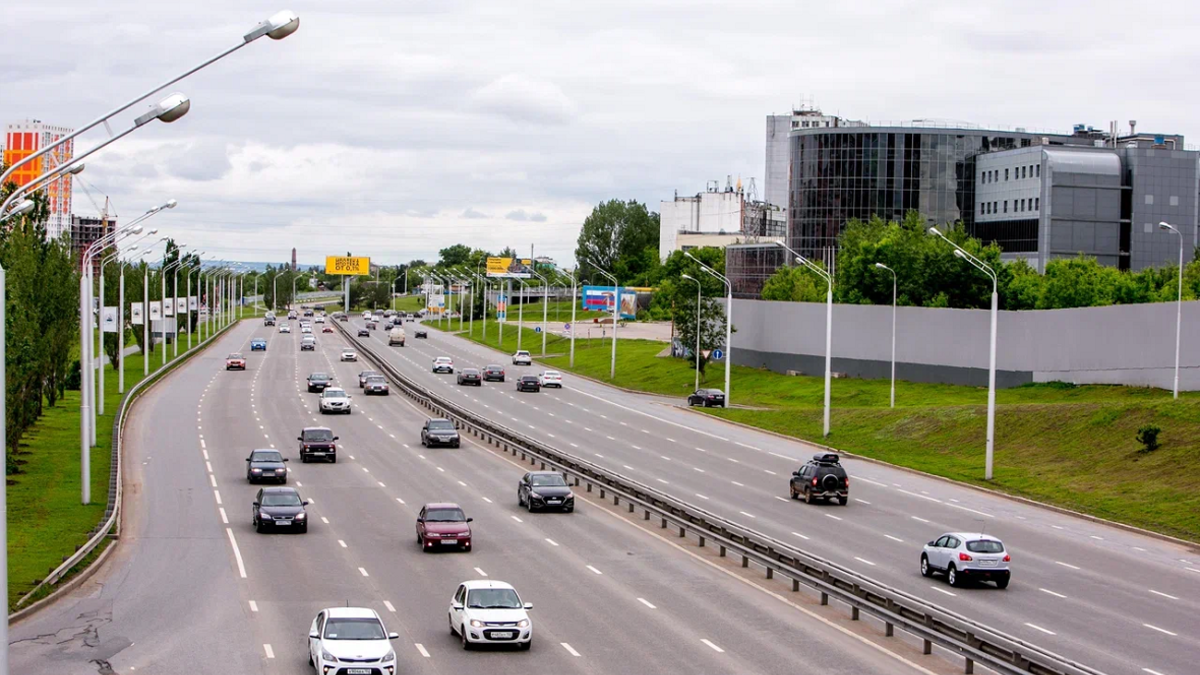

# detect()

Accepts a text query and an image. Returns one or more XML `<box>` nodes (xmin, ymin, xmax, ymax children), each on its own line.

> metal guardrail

<box><xmin>338</xmin><ymin>319</ymin><xmax>1108</xmax><ymax>675</ymax></box>
<box><xmin>14</xmin><ymin>318</ymin><xmax>243</xmax><ymax>609</ymax></box>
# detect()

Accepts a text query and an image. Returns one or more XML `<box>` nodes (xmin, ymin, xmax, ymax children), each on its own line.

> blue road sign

<box><xmin>712</xmin><ymin>348</ymin><xmax>724</xmax><ymax>360</ymax></box>
<box><xmin>564</xmin><ymin>323</ymin><xmax>571</xmax><ymax>331</ymax></box>
<box><xmin>534</xmin><ymin>326</ymin><xmax>542</xmax><ymax>333</ymax></box>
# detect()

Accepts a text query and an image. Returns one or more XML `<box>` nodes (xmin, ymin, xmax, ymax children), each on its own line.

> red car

<box><xmin>416</xmin><ymin>502</ymin><xmax>472</xmax><ymax>552</ymax></box>
<box><xmin>225</xmin><ymin>353</ymin><xmax>246</xmax><ymax>370</ymax></box>
<box><xmin>322</xmin><ymin>325</ymin><xmax>334</xmax><ymax>333</ymax></box>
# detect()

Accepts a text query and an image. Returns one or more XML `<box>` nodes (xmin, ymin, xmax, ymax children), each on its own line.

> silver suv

<box><xmin>921</xmin><ymin>532</ymin><xmax>1010</xmax><ymax>589</ymax></box>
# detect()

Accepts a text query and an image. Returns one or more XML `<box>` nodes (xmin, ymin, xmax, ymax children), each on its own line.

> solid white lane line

<box><xmin>731</xmin><ymin>481</ymin><xmax>744</xmax><ymax>487</ymax></box>
<box><xmin>1039</xmin><ymin>588</ymin><xmax>1067</xmax><ymax>599</ymax></box>
<box><xmin>415</xmin><ymin>643</ymin><xmax>431</xmax><ymax>658</ymax></box>
<box><xmin>637</xmin><ymin>598</ymin><xmax>656</xmax><ymax>609</ymax></box>
<box><xmin>855</xmin><ymin>499</ymin><xmax>871</xmax><ymax>505</ymax></box>
<box><xmin>587</xmin><ymin>565</ymin><xmax>603</xmax><ymax>575</ymax></box>
<box><xmin>911</xmin><ymin>516</ymin><xmax>930</xmax><ymax>523</ymax></box>
<box><xmin>854</xmin><ymin>556</ymin><xmax>876</xmax><ymax>566</ymax></box>
<box><xmin>545</xmin><ymin>538</ymin><xmax>560</xmax><ymax>547</ymax></box>
<box><xmin>657</xmin><ymin>478</ymin><xmax>669</xmax><ymax>484</ymax></box>
<box><xmin>219</xmin><ymin>508</ymin><xmax>229</xmax><ymax>524</ymax></box>
<box><xmin>1054</xmin><ymin>561</ymin><xmax>1081</xmax><ymax>570</ymax></box>
<box><xmin>700</xmin><ymin>639</ymin><xmax>725</xmax><ymax>653</ymax></box>
<box><xmin>481</xmin><ymin>497</ymin><xmax>492</xmax><ymax>504</ymax></box>
<box><xmin>1149</xmin><ymin>589</ymin><xmax>1179</xmax><ymax>600</ymax></box>
<box><xmin>512</xmin><ymin>515</ymin><xmax>523</xmax><ymax>523</ymax></box>
<box><xmin>226</xmin><ymin>528</ymin><xmax>247</xmax><ymax>578</ymax></box>
<box><xmin>338</xmin><ymin>540</ymin><xmax>347</xmax><ymax>548</ymax></box>
<box><xmin>263</xmin><ymin>644</ymin><xmax>275</xmax><ymax>659</ymax></box>
<box><xmin>249</xmin><ymin>600</ymin><xmax>258</xmax><ymax>612</ymax></box>
<box><xmin>929</xmin><ymin>586</ymin><xmax>956</xmax><ymax>597</ymax></box>
<box><xmin>1025</xmin><ymin>623</ymin><xmax>1056</xmax><ymax>636</ymax></box>
<box><xmin>359</xmin><ymin>567</ymin><xmax>369</xmax><ymax>577</ymax></box>
<box><xmin>792</xmin><ymin>531</ymin><xmax>810</xmax><ymax>540</ymax></box>
<box><xmin>1143</xmin><ymin>624</ymin><xmax>1177</xmax><ymax>637</ymax></box>
<box><xmin>561</xmin><ymin>643</ymin><xmax>581</xmax><ymax>657</ymax></box>
<box><xmin>884</xmin><ymin>535</ymin><xmax>903</xmax><ymax>543</ymax></box>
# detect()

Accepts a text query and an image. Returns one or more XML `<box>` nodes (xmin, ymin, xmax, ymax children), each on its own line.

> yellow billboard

<box><xmin>486</xmin><ymin>257</ymin><xmax>533</xmax><ymax>279</ymax></box>
<box><xmin>325</xmin><ymin>256</ymin><xmax>370</xmax><ymax>275</ymax></box>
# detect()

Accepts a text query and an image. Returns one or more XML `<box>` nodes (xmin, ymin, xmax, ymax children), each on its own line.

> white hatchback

<box><xmin>921</xmin><ymin>532</ymin><xmax>1011</xmax><ymax>588</ymax></box>
<box><xmin>340</xmin><ymin>349</ymin><xmax>357</xmax><ymax>362</ymax></box>
<box><xmin>308</xmin><ymin>607</ymin><xmax>398</xmax><ymax>673</ymax></box>
<box><xmin>512</xmin><ymin>350</ymin><xmax>532</xmax><ymax>366</ymax></box>
<box><xmin>433</xmin><ymin>357</ymin><xmax>454</xmax><ymax>374</ymax></box>
<box><xmin>449</xmin><ymin>580</ymin><xmax>533</xmax><ymax>650</ymax></box>
<box><xmin>279</xmin><ymin>324</ymin><xmax>291</xmax><ymax>333</ymax></box>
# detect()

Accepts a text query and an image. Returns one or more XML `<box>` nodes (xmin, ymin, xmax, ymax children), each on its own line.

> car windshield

<box><xmin>309</xmin><ymin>373</ymin><xmax>329</xmax><ymax>381</ymax></box>
<box><xmin>303</xmin><ymin>429</ymin><xmax>334</xmax><ymax>442</ymax></box>
<box><xmin>261</xmin><ymin>492</ymin><xmax>301</xmax><ymax>507</ymax></box>
<box><xmin>530</xmin><ymin>474</ymin><xmax>566</xmax><ymax>487</ymax></box>
<box><xmin>428</xmin><ymin>420</ymin><xmax>454</xmax><ymax>431</ymax></box>
<box><xmin>251</xmin><ymin>451</ymin><xmax>283</xmax><ymax>463</ymax></box>
<box><xmin>323</xmin><ymin>389</ymin><xmax>346</xmax><ymax>398</ymax></box>
<box><xmin>324</xmin><ymin>618</ymin><xmax>386</xmax><ymax>640</ymax></box>
<box><xmin>425</xmin><ymin>507</ymin><xmax>466</xmax><ymax>522</ymax></box>
<box><xmin>366</xmin><ymin>377</ymin><xmax>386</xmax><ymax>384</ymax></box>
<box><xmin>966</xmin><ymin>540</ymin><xmax>1005</xmax><ymax>553</ymax></box>
<box><xmin>228</xmin><ymin>353</ymin><xmax>243</xmax><ymax>359</ymax></box>
<box><xmin>467</xmin><ymin>588</ymin><xmax>521</xmax><ymax>609</ymax></box>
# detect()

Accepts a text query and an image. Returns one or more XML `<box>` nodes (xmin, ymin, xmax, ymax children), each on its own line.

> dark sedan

<box><xmin>456</xmin><ymin>368</ymin><xmax>482</xmax><ymax>386</ymax></box>
<box><xmin>253</xmin><ymin>487</ymin><xmax>309</xmax><ymax>533</ymax></box>
<box><xmin>364</xmin><ymin>375</ymin><xmax>390</xmax><ymax>395</ymax></box>
<box><xmin>420</xmin><ymin>418</ymin><xmax>460</xmax><ymax>448</ymax></box>
<box><xmin>414</xmin><ymin>329</ymin><xmax>427</xmax><ymax>338</ymax></box>
<box><xmin>687</xmin><ymin>388</ymin><xmax>726</xmax><ymax>408</ymax></box>
<box><xmin>358</xmin><ymin>370</ymin><xmax>381</xmax><ymax>387</ymax></box>
<box><xmin>306</xmin><ymin>372</ymin><xmax>332</xmax><ymax>392</ymax></box>
<box><xmin>357</xmin><ymin>327</ymin><xmax>370</xmax><ymax>337</ymax></box>
<box><xmin>246</xmin><ymin>449</ymin><xmax>288</xmax><ymax>484</ymax></box>
<box><xmin>482</xmin><ymin>365</ymin><xmax>505</xmax><ymax>382</ymax></box>
<box><xmin>516</xmin><ymin>375</ymin><xmax>541</xmax><ymax>392</ymax></box>
<box><xmin>518</xmin><ymin>471</ymin><xmax>575</xmax><ymax>512</ymax></box>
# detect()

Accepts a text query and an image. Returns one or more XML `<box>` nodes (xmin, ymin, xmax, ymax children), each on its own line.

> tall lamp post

<box><xmin>530</xmin><ymin>269</ymin><xmax>550</xmax><ymax>356</ymax></box>
<box><xmin>874</xmin><ymin>263</ymin><xmax>897</xmax><ymax>408</ymax></box>
<box><xmin>681</xmin><ymin>273</ymin><xmax>702</xmax><ymax>391</ymax></box>
<box><xmin>773</xmin><ymin>242</ymin><xmax>833</xmax><ymax>436</ymax></box>
<box><xmin>162</xmin><ymin>253</ymin><xmax>188</xmax><ymax>370</ymax></box>
<box><xmin>685</xmin><ymin>252</ymin><xmax>733</xmax><ymax>408</ymax></box>
<box><xmin>560</xmin><ymin>270</ymin><xmax>581</xmax><ymax>368</ymax></box>
<box><xmin>929</xmin><ymin>227</ymin><xmax>998</xmax><ymax>479</ymax></box>
<box><xmin>1159</xmin><ymin>222</ymin><xmax>1184</xmax><ymax>399</ymax></box>
<box><xmin>589</xmin><ymin>261</ymin><xmax>621</xmax><ymax>380</ymax></box>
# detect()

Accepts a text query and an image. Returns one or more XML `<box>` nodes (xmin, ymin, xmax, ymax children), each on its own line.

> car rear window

<box><xmin>966</xmin><ymin>540</ymin><xmax>1005</xmax><ymax>553</ymax></box>
<box><xmin>303</xmin><ymin>429</ymin><xmax>334</xmax><ymax>442</ymax></box>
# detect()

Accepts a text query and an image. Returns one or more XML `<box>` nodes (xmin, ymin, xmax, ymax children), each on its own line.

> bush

<box><xmin>65</xmin><ymin>360</ymin><xmax>81</xmax><ymax>391</ymax></box>
<box><xmin>1136</xmin><ymin>425</ymin><xmax>1161</xmax><ymax>453</ymax></box>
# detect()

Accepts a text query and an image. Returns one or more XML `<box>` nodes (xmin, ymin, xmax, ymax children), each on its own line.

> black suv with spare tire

<box><xmin>789</xmin><ymin>453</ymin><xmax>849</xmax><ymax>505</ymax></box>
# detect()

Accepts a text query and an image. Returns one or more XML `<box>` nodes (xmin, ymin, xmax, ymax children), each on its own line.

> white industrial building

<box><xmin>659</xmin><ymin>179</ymin><xmax>786</xmax><ymax>260</ymax></box>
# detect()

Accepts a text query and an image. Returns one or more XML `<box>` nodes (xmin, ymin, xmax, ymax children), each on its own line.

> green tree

<box><xmin>654</xmin><ymin>249</ymin><xmax>732</xmax><ymax>377</ymax></box>
<box><xmin>574</xmin><ymin>199</ymin><xmax>659</xmax><ymax>283</ymax></box>
<box><xmin>438</xmin><ymin>244</ymin><xmax>473</xmax><ymax>268</ymax></box>
<box><xmin>761</xmin><ymin>265</ymin><xmax>826</xmax><ymax>303</ymax></box>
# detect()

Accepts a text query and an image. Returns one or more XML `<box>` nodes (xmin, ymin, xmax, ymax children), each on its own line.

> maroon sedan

<box><xmin>416</xmin><ymin>502</ymin><xmax>473</xmax><ymax>552</ymax></box>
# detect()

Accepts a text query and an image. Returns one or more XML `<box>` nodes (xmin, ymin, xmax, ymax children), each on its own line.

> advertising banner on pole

<box><xmin>425</xmin><ymin>284</ymin><xmax>445</xmax><ymax>316</ymax></box>
<box><xmin>496</xmin><ymin>293</ymin><xmax>507</xmax><ymax>322</ymax></box>
<box><xmin>164</xmin><ymin>296</ymin><xmax>174</xmax><ymax>316</ymax></box>
<box><xmin>325</xmin><ymin>256</ymin><xmax>370</xmax><ymax>275</ymax></box>
<box><xmin>188</xmin><ymin>296</ymin><xmax>198</xmax><ymax>311</ymax></box>
<box><xmin>101</xmin><ymin>307</ymin><xmax>118</xmax><ymax>333</ymax></box>
<box><xmin>175</xmin><ymin>298</ymin><xmax>187</xmax><ymax>314</ymax></box>
<box><xmin>581</xmin><ymin>285</ymin><xmax>637</xmax><ymax>319</ymax></box>
<box><xmin>149</xmin><ymin>301</ymin><xmax>162</xmax><ymax>322</ymax></box>
<box><xmin>131</xmin><ymin>302</ymin><xmax>144</xmax><ymax>325</ymax></box>
<box><xmin>485</xmin><ymin>257</ymin><xmax>534</xmax><ymax>279</ymax></box>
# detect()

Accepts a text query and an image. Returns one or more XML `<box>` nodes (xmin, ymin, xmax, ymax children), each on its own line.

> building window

<box><xmin>1170</xmin><ymin>195</ymin><xmax>1179</xmax><ymax>206</ymax></box>
<box><xmin>1020</xmin><ymin>166</ymin><xmax>1025</xmax><ymax>179</ymax></box>
<box><xmin>1145</xmin><ymin>194</ymin><xmax>1154</xmax><ymax>205</ymax></box>
<box><xmin>993</xmin><ymin>201</ymin><xmax>998</xmax><ymax>213</ymax></box>
<box><xmin>1004</xmin><ymin>201</ymin><xmax>1008</xmax><ymax>213</ymax></box>
<box><xmin>1005</xmin><ymin>168</ymin><xmax>1009</xmax><ymax>181</ymax></box>
<box><xmin>1035</xmin><ymin>197</ymin><xmax>1039</xmax><ymax>210</ymax></box>
<box><xmin>1036</xmin><ymin>164</ymin><xmax>1040</xmax><ymax>177</ymax></box>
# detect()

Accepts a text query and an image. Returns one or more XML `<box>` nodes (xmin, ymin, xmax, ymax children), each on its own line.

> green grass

<box><xmin>6</xmin><ymin>317</ymin><xmax>243</xmax><ymax>610</ymax></box>
<box><xmin>435</xmin><ymin>319</ymin><xmax>1200</xmax><ymax>541</ymax></box>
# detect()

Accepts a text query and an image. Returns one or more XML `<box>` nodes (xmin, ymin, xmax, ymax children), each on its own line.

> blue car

<box><xmin>250</xmin><ymin>339</ymin><xmax>267</xmax><ymax>352</ymax></box>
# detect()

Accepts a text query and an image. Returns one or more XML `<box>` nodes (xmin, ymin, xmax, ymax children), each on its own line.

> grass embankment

<box><xmin>432</xmin><ymin>318</ymin><xmax>1200</xmax><ymax>541</ymax></box>
<box><xmin>7</xmin><ymin>316</ymin><xmax>250</xmax><ymax>611</ymax></box>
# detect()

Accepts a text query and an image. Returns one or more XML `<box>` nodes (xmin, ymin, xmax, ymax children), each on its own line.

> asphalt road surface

<box><xmin>10</xmin><ymin>319</ymin><xmax>935</xmax><ymax>675</ymax></box>
<box><xmin>341</xmin><ymin>315</ymin><xmax>1200</xmax><ymax>675</ymax></box>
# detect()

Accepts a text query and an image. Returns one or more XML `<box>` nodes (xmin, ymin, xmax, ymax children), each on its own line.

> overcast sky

<box><xmin>3</xmin><ymin>0</ymin><xmax>1197</xmax><ymax>266</ymax></box>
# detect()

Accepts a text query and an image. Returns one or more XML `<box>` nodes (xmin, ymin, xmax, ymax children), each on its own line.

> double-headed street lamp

<box><xmin>162</xmin><ymin>249</ymin><xmax>189</xmax><ymax>369</ymax></box>
<box><xmin>680</xmin><ymin>273</ymin><xmax>702</xmax><ymax>391</ymax></box>
<box><xmin>874</xmin><ymin>263</ymin><xmax>898</xmax><ymax>408</ymax></box>
<box><xmin>557</xmin><ymin>269</ymin><xmax>582</xmax><ymax>368</ymax></box>
<box><xmin>0</xmin><ymin>162</ymin><xmax>86</xmax><ymax>224</ymax></box>
<box><xmin>588</xmin><ymin>261</ymin><xmax>620</xmax><ymax>380</ymax></box>
<box><xmin>529</xmin><ymin>268</ymin><xmax>550</xmax><ymax>356</ymax></box>
<box><xmin>929</xmin><ymin>227</ymin><xmax>998</xmax><ymax>480</ymax></box>
<box><xmin>773</xmin><ymin>242</ymin><xmax>832</xmax><ymax>436</ymax></box>
<box><xmin>1159</xmin><ymin>222</ymin><xmax>1184</xmax><ymax>399</ymax></box>
<box><xmin>685</xmin><ymin>252</ymin><xmax>733</xmax><ymax>408</ymax></box>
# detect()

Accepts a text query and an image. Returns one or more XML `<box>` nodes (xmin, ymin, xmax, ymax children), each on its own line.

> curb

<box><xmin>678</xmin><ymin>405</ymin><xmax>1200</xmax><ymax>551</ymax></box>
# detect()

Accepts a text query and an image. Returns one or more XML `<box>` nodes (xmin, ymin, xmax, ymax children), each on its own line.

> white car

<box><xmin>279</xmin><ymin>324</ymin><xmax>291</xmax><ymax>333</ymax></box>
<box><xmin>512</xmin><ymin>350</ymin><xmax>532</xmax><ymax>366</ymax></box>
<box><xmin>449</xmin><ymin>580</ymin><xmax>533</xmax><ymax>650</ymax></box>
<box><xmin>319</xmin><ymin>387</ymin><xmax>352</xmax><ymax>415</ymax></box>
<box><xmin>301</xmin><ymin>325</ymin><xmax>312</xmax><ymax>334</ymax></box>
<box><xmin>315</xmin><ymin>315</ymin><xmax>325</xmax><ymax>323</ymax></box>
<box><xmin>921</xmin><ymin>532</ymin><xmax>1011</xmax><ymax>588</ymax></box>
<box><xmin>433</xmin><ymin>356</ymin><xmax>454</xmax><ymax>374</ymax></box>
<box><xmin>538</xmin><ymin>371</ymin><xmax>563</xmax><ymax>388</ymax></box>
<box><xmin>340</xmin><ymin>349</ymin><xmax>357</xmax><ymax>362</ymax></box>
<box><xmin>308</xmin><ymin>607</ymin><xmax>399</xmax><ymax>672</ymax></box>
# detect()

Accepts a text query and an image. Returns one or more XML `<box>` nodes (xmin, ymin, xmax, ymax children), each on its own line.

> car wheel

<box><xmin>996</xmin><ymin>577</ymin><xmax>1010</xmax><ymax>589</ymax></box>
<box><xmin>517</xmin><ymin>492</ymin><xmax>525</xmax><ymax>507</ymax></box>
<box><xmin>449</xmin><ymin>616</ymin><xmax>456</xmax><ymax>636</ymax></box>
<box><xmin>837</xmin><ymin>496</ymin><xmax>849</xmax><ymax>505</ymax></box>
<box><xmin>461</xmin><ymin>625</ymin><xmax>471</xmax><ymax>650</ymax></box>
<box><xmin>565</xmin><ymin>506</ymin><xmax>574</xmax><ymax>513</ymax></box>
<box><xmin>330</xmin><ymin>456</ymin><xmax>337</xmax><ymax>464</ymax></box>
<box><xmin>309</xmin><ymin>652</ymin><xmax>313</xmax><ymax>666</ymax></box>
<box><xmin>453</xmin><ymin>441</ymin><xmax>460</xmax><ymax>448</ymax></box>
<box><xmin>301</xmin><ymin>455</ymin><xmax>308</xmax><ymax>463</ymax></box>
<box><xmin>789</xmin><ymin>485</ymin><xmax>798</xmax><ymax>499</ymax></box>
<box><xmin>920</xmin><ymin>555</ymin><xmax>932</xmax><ymax>578</ymax></box>
<box><xmin>299</xmin><ymin>524</ymin><xmax>308</xmax><ymax>534</ymax></box>
<box><xmin>947</xmin><ymin>564</ymin><xmax>961</xmax><ymax>587</ymax></box>
<box><xmin>804</xmin><ymin>488</ymin><xmax>813</xmax><ymax>504</ymax></box>
<box><xmin>520</xmin><ymin>638</ymin><xmax>531</xmax><ymax>651</ymax></box>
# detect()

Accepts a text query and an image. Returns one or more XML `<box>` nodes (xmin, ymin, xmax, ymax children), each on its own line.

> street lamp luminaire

<box><xmin>1159</xmin><ymin>222</ymin><xmax>1184</xmax><ymax>399</ymax></box>
<box><xmin>929</xmin><ymin>227</ymin><xmax>998</xmax><ymax>480</ymax></box>
<box><xmin>874</xmin><ymin>263</ymin><xmax>897</xmax><ymax>408</ymax></box>
<box><xmin>680</xmin><ymin>273</ymin><xmax>702</xmax><ymax>391</ymax></box>
<box><xmin>685</xmin><ymin>252</ymin><xmax>733</xmax><ymax>408</ymax></box>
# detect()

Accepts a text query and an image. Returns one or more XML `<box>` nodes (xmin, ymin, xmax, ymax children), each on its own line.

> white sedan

<box><xmin>340</xmin><ymin>349</ymin><xmax>357</xmax><ymax>362</ymax></box>
<box><xmin>308</xmin><ymin>607</ymin><xmax>399</xmax><ymax>672</ymax></box>
<box><xmin>538</xmin><ymin>371</ymin><xmax>563</xmax><ymax>388</ymax></box>
<box><xmin>301</xmin><ymin>324</ymin><xmax>312</xmax><ymax>334</ymax></box>
<box><xmin>315</xmin><ymin>315</ymin><xmax>325</xmax><ymax>323</ymax></box>
<box><xmin>278</xmin><ymin>324</ymin><xmax>291</xmax><ymax>333</ymax></box>
<box><xmin>319</xmin><ymin>388</ymin><xmax>352</xmax><ymax>415</ymax></box>
<box><xmin>449</xmin><ymin>580</ymin><xmax>533</xmax><ymax>650</ymax></box>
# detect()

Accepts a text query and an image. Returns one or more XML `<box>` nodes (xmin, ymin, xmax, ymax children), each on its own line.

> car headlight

<box><xmin>250</xmin><ymin>468</ymin><xmax>262</xmax><ymax>473</ymax></box>
<box><xmin>321</xmin><ymin>649</ymin><xmax>337</xmax><ymax>662</ymax></box>
<box><xmin>383</xmin><ymin>649</ymin><xmax>395</xmax><ymax>662</ymax></box>
<box><xmin>517</xmin><ymin>619</ymin><xmax>529</xmax><ymax>628</ymax></box>
<box><xmin>470</xmin><ymin>619</ymin><xmax>484</xmax><ymax>628</ymax></box>
<box><xmin>530</xmin><ymin>492</ymin><xmax>544</xmax><ymax>501</ymax></box>
<box><xmin>294</xmin><ymin>513</ymin><xmax>306</xmax><ymax>520</ymax></box>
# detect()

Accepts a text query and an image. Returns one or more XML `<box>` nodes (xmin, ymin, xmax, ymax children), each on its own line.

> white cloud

<box><xmin>470</xmin><ymin>74</ymin><xmax>579</xmax><ymax>125</ymax></box>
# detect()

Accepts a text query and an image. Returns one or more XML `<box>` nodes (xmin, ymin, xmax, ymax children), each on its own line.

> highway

<box><xmin>341</xmin><ymin>314</ymin><xmax>1200</xmax><ymax>675</ymax></box>
<box><xmin>9</xmin><ymin>318</ymin><xmax>933</xmax><ymax>674</ymax></box>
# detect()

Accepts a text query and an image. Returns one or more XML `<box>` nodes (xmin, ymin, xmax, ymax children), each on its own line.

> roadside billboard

<box><xmin>582</xmin><ymin>285</ymin><xmax>637</xmax><ymax>320</ymax></box>
<box><xmin>425</xmin><ymin>283</ymin><xmax>444</xmax><ymax>315</ymax></box>
<box><xmin>486</xmin><ymin>257</ymin><xmax>534</xmax><ymax>279</ymax></box>
<box><xmin>325</xmin><ymin>256</ymin><xmax>370</xmax><ymax>275</ymax></box>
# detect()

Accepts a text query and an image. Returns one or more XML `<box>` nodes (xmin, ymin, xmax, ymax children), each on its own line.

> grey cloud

<box><xmin>165</xmin><ymin>143</ymin><xmax>233</xmax><ymax>182</ymax></box>
<box><xmin>462</xmin><ymin>208</ymin><xmax>490</xmax><ymax>219</ymax></box>
<box><xmin>505</xmin><ymin>209</ymin><xmax>547</xmax><ymax>222</ymax></box>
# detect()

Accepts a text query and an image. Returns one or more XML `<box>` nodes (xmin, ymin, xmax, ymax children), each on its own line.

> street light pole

<box><xmin>929</xmin><ymin>227</ymin><xmax>998</xmax><ymax>479</ymax></box>
<box><xmin>1160</xmin><ymin>222</ymin><xmax>1184</xmax><ymax>399</ymax></box>
<box><xmin>685</xmin><ymin>252</ymin><xmax>733</xmax><ymax>408</ymax></box>
<box><xmin>681</xmin><ymin>274</ymin><xmax>702</xmax><ymax>391</ymax></box>
<box><xmin>516</xmin><ymin>278</ymin><xmax>526</xmax><ymax>350</ymax></box>
<box><xmin>530</xmin><ymin>270</ymin><xmax>549</xmax><ymax>356</ymax></box>
<box><xmin>874</xmin><ymin>263</ymin><xmax>897</xmax><ymax>408</ymax></box>
<box><xmin>565</xmin><ymin>271</ymin><xmax>579</xmax><ymax>368</ymax></box>
<box><xmin>773</xmin><ymin>242</ymin><xmax>833</xmax><ymax>434</ymax></box>
<box><xmin>589</xmin><ymin>262</ymin><xmax>620</xmax><ymax>380</ymax></box>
